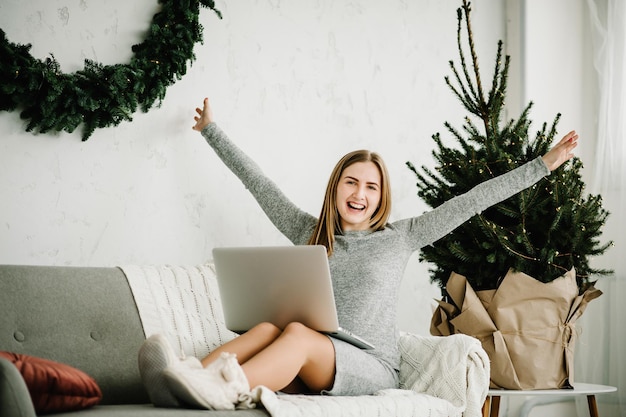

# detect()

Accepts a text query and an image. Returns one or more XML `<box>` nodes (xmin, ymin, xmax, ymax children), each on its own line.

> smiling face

<box><xmin>335</xmin><ymin>161</ymin><xmax>382</xmax><ymax>232</ymax></box>
<box><xmin>308</xmin><ymin>149</ymin><xmax>392</xmax><ymax>255</ymax></box>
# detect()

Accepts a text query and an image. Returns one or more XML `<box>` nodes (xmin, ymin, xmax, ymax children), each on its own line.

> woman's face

<box><xmin>335</xmin><ymin>161</ymin><xmax>382</xmax><ymax>231</ymax></box>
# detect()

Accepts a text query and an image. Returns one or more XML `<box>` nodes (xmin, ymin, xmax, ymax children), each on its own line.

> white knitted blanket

<box><xmin>254</xmin><ymin>386</ymin><xmax>460</xmax><ymax>417</ymax></box>
<box><xmin>398</xmin><ymin>332</ymin><xmax>490</xmax><ymax>417</ymax></box>
<box><xmin>122</xmin><ymin>264</ymin><xmax>488</xmax><ymax>417</ymax></box>
<box><xmin>253</xmin><ymin>333</ymin><xmax>488</xmax><ymax>417</ymax></box>
<box><xmin>121</xmin><ymin>264</ymin><xmax>238</xmax><ymax>360</ymax></box>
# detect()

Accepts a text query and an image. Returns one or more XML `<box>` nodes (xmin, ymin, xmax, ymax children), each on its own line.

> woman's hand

<box><xmin>541</xmin><ymin>130</ymin><xmax>579</xmax><ymax>171</ymax></box>
<box><xmin>192</xmin><ymin>97</ymin><xmax>214</xmax><ymax>131</ymax></box>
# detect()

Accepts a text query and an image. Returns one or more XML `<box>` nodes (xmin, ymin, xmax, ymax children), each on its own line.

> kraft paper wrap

<box><xmin>430</xmin><ymin>268</ymin><xmax>602</xmax><ymax>390</ymax></box>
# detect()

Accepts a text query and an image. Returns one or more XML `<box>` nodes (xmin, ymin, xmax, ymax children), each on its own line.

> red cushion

<box><xmin>0</xmin><ymin>351</ymin><xmax>102</xmax><ymax>414</ymax></box>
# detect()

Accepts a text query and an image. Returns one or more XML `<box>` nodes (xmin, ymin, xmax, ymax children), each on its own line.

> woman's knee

<box><xmin>282</xmin><ymin>322</ymin><xmax>329</xmax><ymax>347</ymax></box>
<box><xmin>253</xmin><ymin>321</ymin><xmax>327</xmax><ymax>348</ymax></box>
<box><xmin>282</xmin><ymin>322</ymin><xmax>311</xmax><ymax>336</ymax></box>
<box><xmin>250</xmin><ymin>322</ymin><xmax>282</xmax><ymax>339</ymax></box>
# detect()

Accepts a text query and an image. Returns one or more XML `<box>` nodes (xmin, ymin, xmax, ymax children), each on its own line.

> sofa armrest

<box><xmin>0</xmin><ymin>356</ymin><xmax>36</xmax><ymax>417</ymax></box>
<box><xmin>398</xmin><ymin>332</ymin><xmax>490</xmax><ymax>417</ymax></box>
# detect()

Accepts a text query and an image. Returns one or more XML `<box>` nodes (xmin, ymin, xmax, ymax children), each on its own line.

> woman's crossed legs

<box><xmin>202</xmin><ymin>321</ymin><xmax>336</xmax><ymax>393</ymax></box>
<box><xmin>139</xmin><ymin>321</ymin><xmax>336</xmax><ymax>410</ymax></box>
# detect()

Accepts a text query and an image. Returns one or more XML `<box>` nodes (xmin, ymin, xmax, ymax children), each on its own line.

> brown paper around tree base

<box><xmin>430</xmin><ymin>268</ymin><xmax>602</xmax><ymax>390</ymax></box>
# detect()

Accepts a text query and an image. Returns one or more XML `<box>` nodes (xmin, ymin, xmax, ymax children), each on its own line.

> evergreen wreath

<box><xmin>0</xmin><ymin>0</ymin><xmax>221</xmax><ymax>141</ymax></box>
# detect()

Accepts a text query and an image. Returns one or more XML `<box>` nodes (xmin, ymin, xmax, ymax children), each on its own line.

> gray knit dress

<box><xmin>201</xmin><ymin>123</ymin><xmax>550</xmax><ymax>396</ymax></box>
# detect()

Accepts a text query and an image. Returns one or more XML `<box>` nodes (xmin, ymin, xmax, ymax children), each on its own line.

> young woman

<box><xmin>138</xmin><ymin>97</ymin><xmax>579</xmax><ymax>410</ymax></box>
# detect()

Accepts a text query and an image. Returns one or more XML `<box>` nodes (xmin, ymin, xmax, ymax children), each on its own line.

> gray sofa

<box><xmin>0</xmin><ymin>264</ymin><xmax>489</xmax><ymax>417</ymax></box>
<box><xmin>0</xmin><ymin>265</ymin><xmax>266</xmax><ymax>417</ymax></box>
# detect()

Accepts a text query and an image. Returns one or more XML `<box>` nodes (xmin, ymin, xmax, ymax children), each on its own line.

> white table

<box><xmin>482</xmin><ymin>383</ymin><xmax>617</xmax><ymax>417</ymax></box>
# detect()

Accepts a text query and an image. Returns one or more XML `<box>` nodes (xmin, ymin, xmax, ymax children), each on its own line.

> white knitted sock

<box><xmin>164</xmin><ymin>352</ymin><xmax>254</xmax><ymax>410</ymax></box>
<box><xmin>137</xmin><ymin>333</ymin><xmax>202</xmax><ymax>408</ymax></box>
<box><xmin>219</xmin><ymin>353</ymin><xmax>257</xmax><ymax>409</ymax></box>
<box><xmin>236</xmin><ymin>388</ymin><xmax>262</xmax><ymax>410</ymax></box>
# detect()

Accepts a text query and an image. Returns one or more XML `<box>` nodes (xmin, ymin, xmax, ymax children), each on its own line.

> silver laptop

<box><xmin>212</xmin><ymin>245</ymin><xmax>375</xmax><ymax>350</ymax></box>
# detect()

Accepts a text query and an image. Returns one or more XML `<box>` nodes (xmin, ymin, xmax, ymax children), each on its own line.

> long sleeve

<box><xmin>395</xmin><ymin>157</ymin><xmax>551</xmax><ymax>251</ymax></box>
<box><xmin>201</xmin><ymin>123</ymin><xmax>317</xmax><ymax>244</ymax></box>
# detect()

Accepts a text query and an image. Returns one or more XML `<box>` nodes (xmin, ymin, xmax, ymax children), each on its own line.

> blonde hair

<box><xmin>308</xmin><ymin>150</ymin><xmax>392</xmax><ymax>256</ymax></box>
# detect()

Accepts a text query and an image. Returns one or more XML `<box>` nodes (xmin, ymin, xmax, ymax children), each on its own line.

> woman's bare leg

<box><xmin>201</xmin><ymin>322</ymin><xmax>281</xmax><ymax>367</ymax></box>
<box><xmin>280</xmin><ymin>377</ymin><xmax>311</xmax><ymax>394</ymax></box>
<box><xmin>241</xmin><ymin>322</ymin><xmax>335</xmax><ymax>392</ymax></box>
<box><xmin>200</xmin><ymin>321</ymin><xmax>335</xmax><ymax>393</ymax></box>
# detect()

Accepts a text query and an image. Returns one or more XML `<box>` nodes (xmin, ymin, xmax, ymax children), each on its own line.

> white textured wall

<box><xmin>1</xmin><ymin>0</ymin><xmax>505</xmax><ymax>338</ymax></box>
<box><xmin>3</xmin><ymin>3</ymin><xmax>611</xmax><ymax>416</ymax></box>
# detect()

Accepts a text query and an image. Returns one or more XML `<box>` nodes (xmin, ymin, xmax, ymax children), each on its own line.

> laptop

<box><xmin>212</xmin><ymin>245</ymin><xmax>375</xmax><ymax>350</ymax></box>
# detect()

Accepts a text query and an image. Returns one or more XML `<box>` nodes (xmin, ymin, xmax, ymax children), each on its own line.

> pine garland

<box><xmin>0</xmin><ymin>0</ymin><xmax>221</xmax><ymax>141</ymax></box>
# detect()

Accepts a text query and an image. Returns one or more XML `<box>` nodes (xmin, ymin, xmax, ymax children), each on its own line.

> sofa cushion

<box><xmin>0</xmin><ymin>351</ymin><xmax>102</xmax><ymax>414</ymax></box>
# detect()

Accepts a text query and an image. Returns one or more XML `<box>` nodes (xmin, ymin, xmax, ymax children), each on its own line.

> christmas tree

<box><xmin>406</xmin><ymin>0</ymin><xmax>612</xmax><ymax>293</ymax></box>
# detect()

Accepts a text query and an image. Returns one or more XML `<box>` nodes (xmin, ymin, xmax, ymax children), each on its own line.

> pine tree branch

<box><xmin>461</xmin><ymin>0</ymin><xmax>487</xmax><ymax>116</ymax></box>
